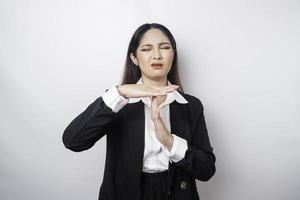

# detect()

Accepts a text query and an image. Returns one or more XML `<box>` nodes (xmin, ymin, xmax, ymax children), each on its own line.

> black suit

<box><xmin>62</xmin><ymin>90</ymin><xmax>216</xmax><ymax>200</ymax></box>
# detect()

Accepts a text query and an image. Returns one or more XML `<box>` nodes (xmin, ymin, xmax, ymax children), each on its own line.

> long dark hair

<box><xmin>120</xmin><ymin>23</ymin><xmax>184</xmax><ymax>92</ymax></box>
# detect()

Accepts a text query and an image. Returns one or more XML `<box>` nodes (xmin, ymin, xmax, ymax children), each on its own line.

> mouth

<box><xmin>151</xmin><ymin>63</ymin><xmax>163</xmax><ymax>69</ymax></box>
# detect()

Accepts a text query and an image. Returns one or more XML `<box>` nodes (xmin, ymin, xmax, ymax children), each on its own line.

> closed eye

<box><xmin>141</xmin><ymin>47</ymin><xmax>170</xmax><ymax>51</ymax></box>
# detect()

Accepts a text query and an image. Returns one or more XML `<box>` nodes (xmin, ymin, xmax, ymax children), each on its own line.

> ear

<box><xmin>130</xmin><ymin>53</ymin><xmax>139</xmax><ymax>66</ymax></box>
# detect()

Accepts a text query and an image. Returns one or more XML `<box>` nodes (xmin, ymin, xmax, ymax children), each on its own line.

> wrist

<box><xmin>116</xmin><ymin>85</ymin><xmax>127</xmax><ymax>99</ymax></box>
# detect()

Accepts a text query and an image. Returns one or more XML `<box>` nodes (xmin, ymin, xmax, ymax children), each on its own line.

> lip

<box><xmin>151</xmin><ymin>65</ymin><xmax>163</xmax><ymax>69</ymax></box>
<box><xmin>151</xmin><ymin>63</ymin><xmax>163</xmax><ymax>68</ymax></box>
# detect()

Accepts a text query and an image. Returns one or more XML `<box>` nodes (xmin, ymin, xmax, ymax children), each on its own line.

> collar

<box><xmin>128</xmin><ymin>77</ymin><xmax>188</xmax><ymax>108</ymax></box>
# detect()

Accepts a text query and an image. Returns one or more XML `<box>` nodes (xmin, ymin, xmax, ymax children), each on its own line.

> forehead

<box><xmin>139</xmin><ymin>28</ymin><xmax>171</xmax><ymax>45</ymax></box>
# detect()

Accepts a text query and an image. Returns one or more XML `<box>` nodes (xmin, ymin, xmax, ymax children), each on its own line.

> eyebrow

<box><xmin>140</xmin><ymin>42</ymin><xmax>171</xmax><ymax>48</ymax></box>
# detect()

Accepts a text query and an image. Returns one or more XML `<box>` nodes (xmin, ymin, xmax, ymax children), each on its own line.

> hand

<box><xmin>117</xmin><ymin>84</ymin><xmax>179</xmax><ymax>99</ymax></box>
<box><xmin>150</xmin><ymin>96</ymin><xmax>174</xmax><ymax>151</ymax></box>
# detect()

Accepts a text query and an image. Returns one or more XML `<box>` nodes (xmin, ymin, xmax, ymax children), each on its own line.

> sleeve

<box><xmin>102</xmin><ymin>85</ymin><xmax>129</xmax><ymax>113</ymax></box>
<box><xmin>62</xmin><ymin>85</ymin><xmax>128</xmax><ymax>152</ymax></box>
<box><xmin>162</xmin><ymin>134</ymin><xmax>188</xmax><ymax>163</ymax></box>
<box><xmin>173</xmin><ymin>99</ymin><xmax>216</xmax><ymax>182</ymax></box>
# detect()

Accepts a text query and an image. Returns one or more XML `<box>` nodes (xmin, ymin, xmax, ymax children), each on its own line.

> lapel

<box><xmin>168</xmin><ymin>100</ymin><xmax>190</xmax><ymax>191</ymax></box>
<box><xmin>126</xmin><ymin>97</ymin><xmax>190</xmax><ymax>192</ymax></box>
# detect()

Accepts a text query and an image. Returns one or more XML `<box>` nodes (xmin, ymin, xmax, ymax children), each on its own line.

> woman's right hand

<box><xmin>116</xmin><ymin>84</ymin><xmax>179</xmax><ymax>99</ymax></box>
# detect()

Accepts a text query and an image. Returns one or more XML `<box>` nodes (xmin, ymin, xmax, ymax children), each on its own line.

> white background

<box><xmin>1</xmin><ymin>0</ymin><xmax>299</xmax><ymax>199</ymax></box>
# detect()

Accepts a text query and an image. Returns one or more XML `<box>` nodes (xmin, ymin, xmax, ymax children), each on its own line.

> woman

<box><xmin>62</xmin><ymin>23</ymin><xmax>216</xmax><ymax>200</ymax></box>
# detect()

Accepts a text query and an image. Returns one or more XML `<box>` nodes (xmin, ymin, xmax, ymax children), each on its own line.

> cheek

<box><xmin>137</xmin><ymin>54</ymin><xmax>150</xmax><ymax>65</ymax></box>
<box><xmin>139</xmin><ymin>64</ymin><xmax>151</xmax><ymax>74</ymax></box>
<box><xmin>164</xmin><ymin>52</ymin><xmax>174</xmax><ymax>64</ymax></box>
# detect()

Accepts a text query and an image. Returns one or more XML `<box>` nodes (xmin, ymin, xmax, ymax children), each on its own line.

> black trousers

<box><xmin>141</xmin><ymin>170</ymin><xmax>169</xmax><ymax>200</ymax></box>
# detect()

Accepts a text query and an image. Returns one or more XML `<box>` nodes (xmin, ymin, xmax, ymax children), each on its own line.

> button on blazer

<box><xmin>62</xmin><ymin>89</ymin><xmax>216</xmax><ymax>200</ymax></box>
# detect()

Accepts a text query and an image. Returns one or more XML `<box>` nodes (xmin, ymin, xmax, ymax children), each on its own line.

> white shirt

<box><xmin>102</xmin><ymin>77</ymin><xmax>188</xmax><ymax>173</ymax></box>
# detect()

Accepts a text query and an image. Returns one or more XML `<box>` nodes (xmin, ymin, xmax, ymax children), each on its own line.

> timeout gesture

<box><xmin>117</xmin><ymin>83</ymin><xmax>179</xmax><ymax>99</ymax></box>
<box><xmin>117</xmin><ymin>83</ymin><xmax>179</xmax><ymax>150</ymax></box>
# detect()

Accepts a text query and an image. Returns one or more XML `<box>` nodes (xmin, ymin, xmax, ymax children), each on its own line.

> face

<box><xmin>130</xmin><ymin>28</ymin><xmax>174</xmax><ymax>81</ymax></box>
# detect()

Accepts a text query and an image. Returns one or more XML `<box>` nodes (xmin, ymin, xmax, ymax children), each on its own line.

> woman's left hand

<box><xmin>150</xmin><ymin>96</ymin><xmax>174</xmax><ymax>151</ymax></box>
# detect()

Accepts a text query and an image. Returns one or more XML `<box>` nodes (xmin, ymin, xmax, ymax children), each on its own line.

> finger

<box><xmin>151</xmin><ymin>85</ymin><xmax>179</xmax><ymax>91</ymax></box>
<box><xmin>149</xmin><ymin>89</ymin><xmax>167</xmax><ymax>97</ymax></box>
<box><xmin>150</xmin><ymin>96</ymin><xmax>155</xmax><ymax>110</ymax></box>
<box><xmin>144</xmin><ymin>87</ymin><xmax>175</xmax><ymax>97</ymax></box>
<box><xmin>163</xmin><ymin>85</ymin><xmax>179</xmax><ymax>92</ymax></box>
<box><xmin>157</xmin><ymin>86</ymin><xmax>179</xmax><ymax>94</ymax></box>
<box><xmin>150</xmin><ymin>98</ymin><xmax>155</xmax><ymax>120</ymax></box>
<box><xmin>151</xmin><ymin>97</ymin><xmax>159</xmax><ymax>118</ymax></box>
<box><xmin>154</xmin><ymin>110</ymin><xmax>159</xmax><ymax>120</ymax></box>
<box><xmin>151</xmin><ymin>89</ymin><xmax>172</xmax><ymax>97</ymax></box>
<box><xmin>156</xmin><ymin>108</ymin><xmax>160</xmax><ymax>119</ymax></box>
<box><xmin>151</xmin><ymin>96</ymin><xmax>157</xmax><ymax>108</ymax></box>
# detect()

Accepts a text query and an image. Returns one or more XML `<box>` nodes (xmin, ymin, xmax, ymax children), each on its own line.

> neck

<box><xmin>141</xmin><ymin>75</ymin><xmax>168</xmax><ymax>87</ymax></box>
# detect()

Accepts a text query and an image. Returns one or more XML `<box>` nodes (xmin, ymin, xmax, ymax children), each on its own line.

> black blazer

<box><xmin>62</xmin><ymin>89</ymin><xmax>216</xmax><ymax>200</ymax></box>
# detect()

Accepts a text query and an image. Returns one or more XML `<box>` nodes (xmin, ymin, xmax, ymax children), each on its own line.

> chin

<box><xmin>151</xmin><ymin>74</ymin><xmax>168</xmax><ymax>80</ymax></box>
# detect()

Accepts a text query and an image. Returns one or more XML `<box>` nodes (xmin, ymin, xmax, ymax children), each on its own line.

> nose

<box><xmin>153</xmin><ymin>48</ymin><xmax>162</xmax><ymax>60</ymax></box>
